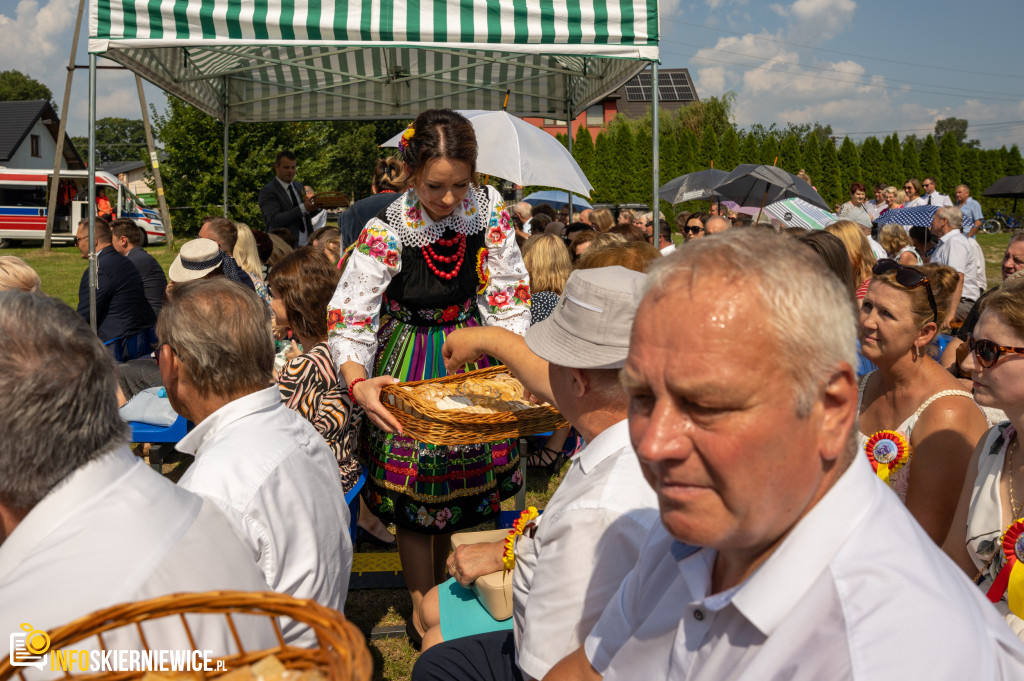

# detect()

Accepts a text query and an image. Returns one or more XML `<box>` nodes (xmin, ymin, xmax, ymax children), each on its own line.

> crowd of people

<box><xmin>2</xmin><ymin>108</ymin><xmax>1024</xmax><ymax>679</ymax></box>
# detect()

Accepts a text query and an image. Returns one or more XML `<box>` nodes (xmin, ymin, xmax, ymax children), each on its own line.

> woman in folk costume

<box><xmin>328</xmin><ymin>109</ymin><xmax>530</xmax><ymax>623</ymax></box>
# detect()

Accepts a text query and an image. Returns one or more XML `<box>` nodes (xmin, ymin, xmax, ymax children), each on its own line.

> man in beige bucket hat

<box><xmin>411</xmin><ymin>266</ymin><xmax>660</xmax><ymax>681</ymax></box>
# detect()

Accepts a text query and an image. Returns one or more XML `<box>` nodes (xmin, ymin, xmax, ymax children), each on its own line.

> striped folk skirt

<box><xmin>360</xmin><ymin>300</ymin><xmax>522</xmax><ymax>534</ymax></box>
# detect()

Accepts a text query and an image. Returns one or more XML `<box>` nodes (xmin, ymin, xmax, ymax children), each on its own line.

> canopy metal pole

<box><xmin>566</xmin><ymin>84</ymin><xmax>574</xmax><ymax>223</ymax></box>
<box><xmin>43</xmin><ymin>0</ymin><xmax>86</xmax><ymax>252</ymax></box>
<box><xmin>651</xmin><ymin>63</ymin><xmax>660</xmax><ymax>246</ymax></box>
<box><xmin>136</xmin><ymin>75</ymin><xmax>174</xmax><ymax>247</ymax></box>
<box><xmin>222</xmin><ymin>109</ymin><xmax>230</xmax><ymax>217</ymax></box>
<box><xmin>88</xmin><ymin>54</ymin><xmax>98</xmax><ymax>333</ymax></box>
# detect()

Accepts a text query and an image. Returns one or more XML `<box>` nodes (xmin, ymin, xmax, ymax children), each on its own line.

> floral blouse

<box><xmin>327</xmin><ymin>184</ymin><xmax>531</xmax><ymax>374</ymax></box>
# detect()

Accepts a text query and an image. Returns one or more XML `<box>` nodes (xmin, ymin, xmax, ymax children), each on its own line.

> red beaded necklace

<box><xmin>422</xmin><ymin>233</ymin><xmax>466</xmax><ymax>280</ymax></box>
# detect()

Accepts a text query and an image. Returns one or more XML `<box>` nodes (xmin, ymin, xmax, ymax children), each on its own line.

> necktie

<box><xmin>288</xmin><ymin>183</ymin><xmax>300</xmax><ymax>208</ymax></box>
<box><xmin>927</xmin><ymin>195</ymin><xmax>932</xmax><ymax>205</ymax></box>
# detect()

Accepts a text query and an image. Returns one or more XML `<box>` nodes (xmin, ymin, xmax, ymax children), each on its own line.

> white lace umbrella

<box><xmin>382</xmin><ymin>110</ymin><xmax>593</xmax><ymax>196</ymax></box>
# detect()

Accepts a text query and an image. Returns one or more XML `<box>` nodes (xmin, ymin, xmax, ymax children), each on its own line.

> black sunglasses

<box><xmin>683</xmin><ymin>225</ymin><xmax>704</xmax><ymax>235</ymax></box>
<box><xmin>871</xmin><ymin>259</ymin><xmax>938</xmax><ymax>323</ymax></box>
<box><xmin>966</xmin><ymin>334</ymin><xmax>1024</xmax><ymax>369</ymax></box>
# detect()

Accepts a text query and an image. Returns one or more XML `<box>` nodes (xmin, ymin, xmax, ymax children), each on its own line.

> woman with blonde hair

<box><xmin>943</xmin><ymin>278</ymin><xmax>1024</xmax><ymax>639</ymax></box>
<box><xmin>234</xmin><ymin>222</ymin><xmax>271</xmax><ymax>306</ymax></box>
<box><xmin>825</xmin><ymin>219</ymin><xmax>877</xmax><ymax>303</ymax></box>
<box><xmin>521</xmin><ymin>234</ymin><xmax>571</xmax><ymax>324</ymax></box>
<box><xmin>0</xmin><ymin>256</ymin><xmax>40</xmax><ymax>293</ymax></box>
<box><xmin>878</xmin><ymin>224</ymin><xmax>922</xmax><ymax>265</ymax></box>
<box><xmin>589</xmin><ymin>208</ymin><xmax>614</xmax><ymax>232</ymax></box>
<box><xmin>882</xmin><ymin>185</ymin><xmax>902</xmax><ymax>212</ymax></box>
<box><xmin>859</xmin><ymin>260</ymin><xmax>988</xmax><ymax>543</ymax></box>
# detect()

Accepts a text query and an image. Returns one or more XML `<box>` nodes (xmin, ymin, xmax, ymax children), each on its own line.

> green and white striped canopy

<box><xmin>89</xmin><ymin>0</ymin><xmax>659</xmax><ymax>123</ymax></box>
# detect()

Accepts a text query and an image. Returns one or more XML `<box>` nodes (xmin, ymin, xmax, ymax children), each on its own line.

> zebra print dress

<box><xmin>278</xmin><ymin>341</ymin><xmax>363</xmax><ymax>492</ymax></box>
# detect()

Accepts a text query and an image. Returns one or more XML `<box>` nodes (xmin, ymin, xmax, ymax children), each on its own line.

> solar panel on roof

<box><xmin>623</xmin><ymin>70</ymin><xmax>696</xmax><ymax>102</ymax></box>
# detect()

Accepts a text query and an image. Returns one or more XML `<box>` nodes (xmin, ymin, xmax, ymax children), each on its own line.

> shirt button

<box><xmin>693</xmin><ymin>609</ymin><xmax>704</xmax><ymax>621</ymax></box>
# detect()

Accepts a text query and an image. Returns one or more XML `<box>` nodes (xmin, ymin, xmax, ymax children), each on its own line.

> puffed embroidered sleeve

<box><xmin>477</xmin><ymin>186</ymin><xmax>531</xmax><ymax>334</ymax></box>
<box><xmin>327</xmin><ymin>219</ymin><xmax>402</xmax><ymax>375</ymax></box>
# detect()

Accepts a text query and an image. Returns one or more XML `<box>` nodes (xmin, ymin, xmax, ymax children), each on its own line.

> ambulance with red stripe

<box><xmin>0</xmin><ymin>169</ymin><xmax>166</xmax><ymax>246</ymax></box>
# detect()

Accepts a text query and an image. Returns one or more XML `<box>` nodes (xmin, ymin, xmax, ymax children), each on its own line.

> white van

<box><xmin>0</xmin><ymin>168</ymin><xmax>166</xmax><ymax>246</ymax></box>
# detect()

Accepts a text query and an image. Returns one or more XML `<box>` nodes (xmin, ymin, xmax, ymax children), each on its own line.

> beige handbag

<box><xmin>450</xmin><ymin>529</ymin><xmax>515</xmax><ymax>621</ymax></box>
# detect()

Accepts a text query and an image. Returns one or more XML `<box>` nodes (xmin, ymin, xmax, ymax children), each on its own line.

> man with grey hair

<box><xmin>955</xmin><ymin>183</ymin><xmax>984</xmax><ymax>238</ymax></box>
<box><xmin>931</xmin><ymin>205</ymin><xmax>982</xmax><ymax>321</ymax></box>
<box><xmin>159</xmin><ymin>278</ymin><xmax>352</xmax><ymax>647</ymax></box>
<box><xmin>0</xmin><ymin>291</ymin><xmax>275</xmax><ymax>650</ymax></box>
<box><xmin>411</xmin><ymin>267</ymin><xmax>660</xmax><ymax>681</ymax></box>
<box><xmin>546</xmin><ymin>230</ymin><xmax>1024</xmax><ymax>681</ymax></box>
<box><xmin>513</xmin><ymin>201</ymin><xmax>534</xmax><ymax>240</ymax></box>
<box><xmin>704</xmin><ymin>214</ymin><xmax>732</xmax><ymax>235</ymax></box>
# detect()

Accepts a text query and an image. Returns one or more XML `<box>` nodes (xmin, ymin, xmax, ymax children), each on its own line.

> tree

<box><xmin>572</xmin><ymin>126</ymin><xmax>596</xmax><ymax>183</ymax></box>
<box><xmin>919</xmin><ymin>135</ymin><xmax>941</xmax><ymax>187</ymax></box>
<box><xmin>837</xmin><ymin>137</ymin><xmax>860</xmax><ymax>193</ymax></box>
<box><xmin>739</xmin><ymin>132</ymin><xmax>758</xmax><ymax>166</ymax></box>
<box><xmin>1007</xmin><ymin>145</ymin><xmax>1024</xmax><ymax>176</ymax></box>
<box><xmin>611</xmin><ymin>121</ymin><xmax>637</xmax><ymax>202</ymax></box>
<box><xmin>959</xmin><ymin>147</ymin><xmax>981</xmax><ymax>197</ymax></box>
<box><xmin>819</xmin><ymin>139</ymin><xmax>843</xmax><ymax>210</ymax></box>
<box><xmin>934</xmin><ymin>117</ymin><xmax>978</xmax><ymax>148</ymax></box>
<box><xmin>677</xmin><ymin>129</ymin><xmax>697</xmax><ymax>175</ymax></box>
<box><xmin>858</xmin><ymin>136</ymin><xmax>884</xmax><ymax>189</ymax></box>
<box><xmin>881</xmin><ymin>134</ymin><xmax>903</xmax><ymax>187</ymax></box>
<box><xmin>71</xmin><ymin>117</ymin><xmax>148</xmax><ymax>164</ymax></box>
<box><xmin>673</xmin><ymin>92</ymin><xmax>735</xmax><ymax>138</ymax></box>
<box><xmin>801</xmin><ymin>134</ymin><xmax>822</xmax><ymax>187</ymax></box>
<box><xmin>633</xmin><ymin>126</ymin><xmax>653</xmax><ymax>203</ymax></box>
<box><xmin>902</xmin><ymin>138</ymin><xmax>921</xmax><ymax>181</ymax></box>
<box><xmin>659</xmin><ymin>129</ymin><xmax>678</xmax><ymax>186</ymax></box>
<box><xmin>717</xmin><ymin>127</ymin><xmax>740</xmax><ymax>171</ymax></box>
<box><xmin>592</xmin><ymin>130</ymin><xmax>616</xmax><ymax>203</ymax></box>
<box><xmin>697</xmin><ymin>121</ymin><xmax>718</xmax><ymax>170</ymax></box>
<box><xmin>778</xmin><ymin>134</ymin><xmax>801</xmax><ymax>173</ymax></box>
<box><xmin>759</xmin><ymin>134</ymin><xmax>779</xmax><ymax>166</ymax></box>
<box><xmin>0</xmin><ymin>70</ymin><xmax>53</xmax><ymax>106</ymax></box>
<box><xmin>938</xmin><ymin>133</ymin><xmax>962</xmax><ymax>194</ymax></box>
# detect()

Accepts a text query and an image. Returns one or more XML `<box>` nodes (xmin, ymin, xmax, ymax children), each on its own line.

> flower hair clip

<box><xmin>398</xmin><ymin>126</ymin><xmax>415</xmax><ymax>153</ymax></box>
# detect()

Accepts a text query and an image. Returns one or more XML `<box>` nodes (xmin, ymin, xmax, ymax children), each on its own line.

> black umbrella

<box><xmin>711</xmin><ymin>164</ymin><xmax>830</xmax><ymax>211</ymax></box>
<box><xmin>659</xmin><ymin>168</ymin><xmax>729</xmax><ymax>204</ymax></box>
<box><xmin>983</xmin><ymin>175</ymin><xmax>1024</xmax><ymax>213</ymax></box>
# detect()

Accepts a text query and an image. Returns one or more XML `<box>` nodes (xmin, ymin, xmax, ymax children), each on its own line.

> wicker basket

<box><xmin>313</xmin><ymin>191</ymin><xmax>350</xmax><ymax>208</ymax></box>
<box><xmin>380</xmin><ymin>365</ymin><xmax>567</xmax><ymax>445</ymax></box>
<box><xmin>0</xmin><ymin>591</ymin><xmax>371</xmax><ymax>681</ymax></box>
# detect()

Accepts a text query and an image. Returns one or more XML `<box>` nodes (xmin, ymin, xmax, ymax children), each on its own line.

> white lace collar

<box><xmin>386</xmin><ymin>185</ymin><xmax>490</xmax><ymax>248</ymax></box>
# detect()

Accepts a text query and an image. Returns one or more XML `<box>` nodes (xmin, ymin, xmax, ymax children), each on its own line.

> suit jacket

<box><xmin>338</xmin><ymin>192</ymin><xmax>402</xmax><ymax>250</ymax></box>
<box><xmin>125</xmin><ymin>246</ymin><xmax>168</xmax><ymax>316</ymax></box>
<box><xmin>78</xmin><ymin>246</ymin><xmax>156</xmax><ymax>343</ymax></box>
<box><xmin>258</xmin><ymin>177</ymin><xmax>321</xmax><ymax>245</ymax></box>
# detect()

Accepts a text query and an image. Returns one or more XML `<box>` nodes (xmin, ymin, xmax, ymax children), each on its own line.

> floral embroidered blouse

<box><xmin>327</xmin><ymin>184</ymin><xmax>531</xmax><ymax>374</ymax></box>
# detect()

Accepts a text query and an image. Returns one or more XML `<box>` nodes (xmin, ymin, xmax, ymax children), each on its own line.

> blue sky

<box><xmin>1</xmin><ymin>0</ymin><xmax>1022</xmax><ymax>149</ymax></box>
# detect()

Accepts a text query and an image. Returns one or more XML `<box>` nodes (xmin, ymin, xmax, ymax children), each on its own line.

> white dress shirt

<box><xmin>905</xmin><ymin>196</ymin><xmax>928</xmax><ymax>208</ymax></box>
<box><xmin>923</xmin><ymin>191</ymin><xmax>954</xmax><ymax>207</ymax></box>
<box><xmin>0</xmin><ymin>447</ymin><xmax>277</xmax><ymax>657</ymax></box>
<box><xmin>178</xmin><ymin>387</ymin><xmax>352</xmax><ymax>647</ymax></box>
<box><xmin>932</xmin><ymin>229</ymin><xmax>982</xmax><ymax>302</ymax></box>
<box><xmin>585</xmin><ymin>454</ymin><xmax>1024</xmax><ymax>680</ymax></box>
<box><xmin>512</xmin><ymin>419</ymin><xmax>659</xmax><ymax>680</ymax></box>
<box><xmin>660</xmin><ymin>243</ymin><xmax>677</xmax><ymax>255</ymax></box>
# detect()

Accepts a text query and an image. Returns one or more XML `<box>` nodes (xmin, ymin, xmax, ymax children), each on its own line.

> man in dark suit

<box><xmin>258</xmin><ymin>150</ymin><xmax>323</xmax><ymax>246</ymax></box>
<box><xmin>75</xmin><ymin>218</ymin><xmax>156</xmax><ymax>357</ymax></box>
<box><xmin>111</xmin><ymin>218</ymin><xmax>167</xmax><ymax>316</ymax></box>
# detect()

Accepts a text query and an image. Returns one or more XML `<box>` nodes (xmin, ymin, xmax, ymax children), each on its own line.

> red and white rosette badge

<box><xmin>986</xmin><ymin>518</ymin><xmax>1024</xmax><ymax>618</ymax></box>
<box><xmin>864</xmin><ymin>430</ymin><xmax>910</xmax><ymax>485</ymax></box>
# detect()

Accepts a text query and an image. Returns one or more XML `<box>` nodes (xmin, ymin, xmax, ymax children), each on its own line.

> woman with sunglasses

<box><xmin>942</xmin><ymin>278</ymin><xmax>1024</xmax><ymax>639</ymax></box>
<box><xmin>858</xmin><ymin>259</ymin><xmax>989</xmax><ymax>543</ymax></box>
<box><xmin>683</xmin><ymin>212</ymin><xmax>708</xmax><ymax>241</ymax></box>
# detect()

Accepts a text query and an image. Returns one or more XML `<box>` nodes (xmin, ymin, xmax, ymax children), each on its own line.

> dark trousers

<box><xmin>412</xmin><ymin>631</ymin><xmax>524</xmax><ymax>681</ymax></box>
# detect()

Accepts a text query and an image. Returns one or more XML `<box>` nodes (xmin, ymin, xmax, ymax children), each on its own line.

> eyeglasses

<box><xmin>72</xmin><ymin>235</ymin><xmax>86</xmax><ymax>244</ymax></box>
<box><xmin>965</xmin><ymin>334</ymin><xmax>1024</xmax><ymax>369</ymax></box>
<box><xmin>683</xmin><ymin>225</ymin><xmax>705</xmax><ymax>235</ymax></box>
<box><xmin>871</xmin><ymin>259</ymin><xmax>938</xmax><ymax>323</ymax></box>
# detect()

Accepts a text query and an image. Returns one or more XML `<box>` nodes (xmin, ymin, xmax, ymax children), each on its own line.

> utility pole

<box><xmin>42</xmin><ymin>0</ymin><xmax>87</xmax><ymax>251</ymax></box>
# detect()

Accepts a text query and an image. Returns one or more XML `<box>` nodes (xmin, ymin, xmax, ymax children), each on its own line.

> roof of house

<box><xmin>100</xmin><ymin>160</ymin><xmax>148</xmax><ymax>175</ymax></box>
<box><xmin>0</xmin><ymin>100</ymin><xmax>85</xmax><ymax>169</ymax></box>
